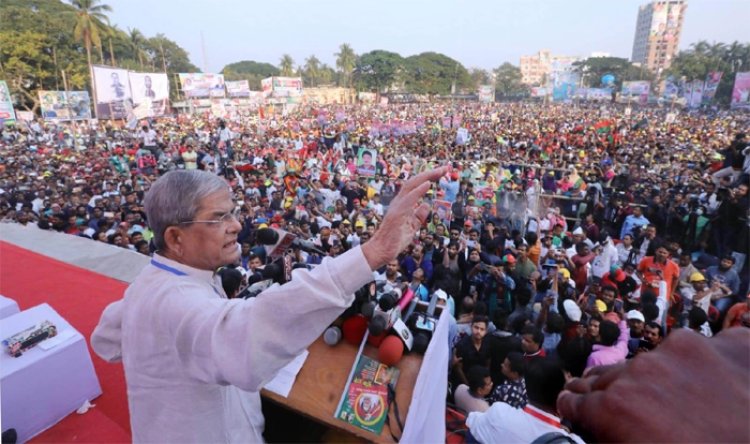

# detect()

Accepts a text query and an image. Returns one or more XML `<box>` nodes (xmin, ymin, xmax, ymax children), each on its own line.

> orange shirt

<box><xmin>637</xmin><ymin>256</ymin><xmax>680</xmax><ymax>301</ymax></box>
<box><xmin>528</xmin><ymin>240</ymin><xmax>542</xmax><ymax>267</ymax></box>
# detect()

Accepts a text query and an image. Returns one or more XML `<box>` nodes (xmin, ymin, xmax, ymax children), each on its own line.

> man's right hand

<box><xmin>362</xmin><ymin>167</ymin><xmax>448</xmax><ymax>270</ymax></box>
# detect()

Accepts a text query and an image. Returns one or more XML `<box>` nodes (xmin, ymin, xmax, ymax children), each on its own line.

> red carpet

<box><xmin>0</xmin><ymin>241</ymin><xmax>132</xmax><ymax>443</ymax></box>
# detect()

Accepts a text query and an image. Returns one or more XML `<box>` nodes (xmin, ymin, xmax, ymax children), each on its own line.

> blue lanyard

<box><xmin>150</xmin><ymin>259</ymin><xmax>188</xmax><ymax>276</ymax></box>
<box><xmin>151</xmin><ymin>259</ymin><xmax>225</xmax><ymax>297</ymax></box>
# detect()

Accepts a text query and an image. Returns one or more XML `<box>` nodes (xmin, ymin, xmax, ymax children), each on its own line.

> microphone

<box><xmin>256</xmin><ymin>227</ymin><xmax>327</xmax><ymax>257</ymax></box>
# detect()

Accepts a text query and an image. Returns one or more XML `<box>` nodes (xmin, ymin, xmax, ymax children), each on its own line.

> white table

<box><xmin>0</xmin><ymin>295</ymin><xmax>20</xmax><ymax>320</ymax></box>
<box><xmin>0</xmin><ymin>304</ymin><xmax>102</xmax><ymax>443</ymax></box>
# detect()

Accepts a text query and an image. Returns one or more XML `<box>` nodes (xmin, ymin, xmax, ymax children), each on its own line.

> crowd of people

<box><xmin>2</xmin><ymin>101</ymin><xmax>749</xmax><ymax>442</ymax></box>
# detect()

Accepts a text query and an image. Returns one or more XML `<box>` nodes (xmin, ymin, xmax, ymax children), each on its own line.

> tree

<box><xmin>221</xmin><ymin>60</ymin><xmax>279</xmax><ymax>89</ymax></box>
<box><xmin>469</xmin><ymin>68</ymin><xmax>492</xmax><ymax>90</ymax></box>
<box><xmin>127</xmin><ymin>27</ymin><xmax>147</xmax><ymax>69</ymax></box>
<box><xmin>335</xmin><ymin>43</ymin><xmax>357</xmax><ymax>88</ymax></box>
<box><xmin>493</xmin><ymin>62</ymin><xmax>528</xmax><ymax>98</ymax></box>
<box><xmin>71</xmin><ymin>0</ymin><xmax>112</xmax><ymax>71</ymax></box>
<box><xmin>304</xmin><ymin>55</ymin><xmax>321</xmax><ymax>87</ymax></box>
<box><xmin>279</xmin><ymin>54</ymin><xmax>294</xmax><ymax>76</ymax></box>
<box><xmin>403</xmin><ymin>52</ymin><xmax>472</xmax><ymax>95</ymax></box>
<box><xmin>572</xmin><ymin>57</ymin><xmax>652</xmax><ymax>89</ymax></box>
<box><xmin>354</xmin><ymin>50</ymin><xmax>405</xmax><ymax>92</ymax></box>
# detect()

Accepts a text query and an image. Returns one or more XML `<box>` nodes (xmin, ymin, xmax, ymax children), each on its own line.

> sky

<box><xmin>105</xmin><ymin>0</ymin><xmax>750</xmax><ymax>73</ymax></box>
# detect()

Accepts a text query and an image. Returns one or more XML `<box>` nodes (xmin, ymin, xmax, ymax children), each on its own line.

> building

<box><xmin>631</xmin><ymin>0</ymin><xmax>687</xmax><ymax>73</ymax></box>
<box><xmin>520</xmin><ymin>50</ymin><xmax>580</xmax><ymax>86</ymax></box>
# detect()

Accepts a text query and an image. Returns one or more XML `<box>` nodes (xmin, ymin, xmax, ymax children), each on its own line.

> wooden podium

<box><xmin>261</xmin><ymin>336</ymin><xmax>422</xmax><ymax>443</ymax></box>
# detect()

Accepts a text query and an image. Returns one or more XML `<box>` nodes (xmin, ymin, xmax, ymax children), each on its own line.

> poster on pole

<box><xmin>701</xmin><ymin>71</ymin><xmax>723</xmax><ymax>105</ymax></box>
<box><xmin>179</xmin><ymin>73</ymin><xmax>226</xmax><ymax>98</ymax></box>
<box><xmin>226</xmin><ymin>80</ymin><xmax>251</xmax><ymax>97</ymax></box>
<box><xmin>92</xmin><ymin>65</ymin><xmax>133</xmax><ymax>119</ymax></box>
<box><xmin>477</xmin><ymin>85</ymin><xmax>494</xmax><ymax>103</ymax></box>
<box><xmin>39</xmin><ymin>91</ymin><xmax>92</xmax><ymax>120</ymax></box>
<box><xmin>688</xmin><ymin>80</ymin><xmax>703</xmax><ymax>108</ymax></box>
<box><xmin>128</xmin><ymin>72</ymin><xmax>170</xmax><ymax>116</ymax></box>
<box><xmin>0</xmin><ymin>81</ymin><xmax>17</xmax><ymax>124</ymax></box>
<box><xmin>356</xmin><ymin>148</ymin><xmax>377</xmax><ymax>177</ymax></box>
<box><xmin>730</xmin><ymin>72</ymin><xmax>750</xmax><ymax>109</ymax></box>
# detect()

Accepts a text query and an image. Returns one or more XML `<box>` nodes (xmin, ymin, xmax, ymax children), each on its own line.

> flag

<box><xmin>594</xmin><ymin>120</ymin><xmax>613</xmax><ymax>134</ymax></box>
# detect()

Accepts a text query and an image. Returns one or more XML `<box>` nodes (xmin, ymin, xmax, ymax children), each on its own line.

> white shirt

<box><xmin>454</xmin><ymin>384</ymin><xmax>489</xmax><ymax>414</ymax></box>
<box><xmin>91</xmin><ymin>248</ymin><xmax>373</xmax><ymax>443</ymax></box>
<box><xmin>467</xmin><ymin>403</ymin><xmax>585</xmax><ymax>444</ymax></box>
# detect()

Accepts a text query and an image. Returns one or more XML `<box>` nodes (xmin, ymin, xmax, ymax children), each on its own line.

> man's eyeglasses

<box><xmin>178</xmin><ymin>208</ymin><xmax>241</xmax><ymax>227</ymax></box>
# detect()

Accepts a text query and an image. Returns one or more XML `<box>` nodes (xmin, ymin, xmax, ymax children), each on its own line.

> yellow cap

<box><xmin>689</xmin><ymin>272</ymin><xmax>706</xmax><ymax>283</ymax></box>
<box><xmin>559</xmin><ymin>268</ymin><xmax>571</xmax><ymax>280</ymax></box>
<box><xmin>595</xmin><ymin>300</ymin><xmax>607</xmax><ymax>312</ymax></box>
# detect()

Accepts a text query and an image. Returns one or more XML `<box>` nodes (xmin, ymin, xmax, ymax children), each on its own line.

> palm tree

<box><xmin>335</xmin><ymin>43</ymin><xmax>356</xmax><ymax>87</ymax></box>
<box><xmin>72</xmin><ymin>0</ymin><xmax>112</xmax><ymax>70</ymax></box>
<box><xmin>279</xmin><ymin>54</ymin><xmax>295</xmax><ymax>77</ymax></box>
<box><xmin>128</xmin><ymin>27</ymin><xmax>147</xmax><ymax>69</ymax></box>
<box><xmin>304</xmin><ymin>55</ymin><xmax>321</xmax><ymax>87</ymax></box>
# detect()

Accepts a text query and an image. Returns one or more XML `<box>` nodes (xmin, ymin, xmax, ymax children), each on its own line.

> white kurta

<box><xmin>91</xmin><ymin>247</ymin><xmax>373</xmax><ymax>443</ymax></box>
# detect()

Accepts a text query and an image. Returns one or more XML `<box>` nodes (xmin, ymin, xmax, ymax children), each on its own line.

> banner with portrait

<box><xmin>688</xmin><ymin>80</ymin><xmax>703</xmax><ymax>108</ymax></box>
<box><xmin>92</xmin><ymin>65</ymin><xmax>133</xmax><ymax>119</ymax></box>
<box><xmin>432</xmin><ymin>200</ymin><xmax>452</xmax><ymax>228</ymax></box>
<box><xmin>179</xmin><ymin>73</ymin><xmax>226</xmax><ymax>98</ymax></box>
<box><xmin>731</xmin><ymin>72</ymin><xmax>750</xmax><ymax>109</ymax></box>
<box><xmin>620</xmin><ymin>81</ymin><xmax>650</xmax><ymax>105</ymax></box>
<box><xmin>477</xmin><ymin>85</ymin><xmax>494</xmax><ymax>103</ymax></box>
<box><xmin>356</xmin><ymin>148</ymin><xmax>377</xmax><ymax>177</ymax></box>
<box><xmin>226</xmin><ymin>80</ymin><xmax>251</xmax><ymax>97</ymax></box>
<box><xmin>701</xmin><ymin>71</ymin><xmax>723</xmax><ymax>105</ymax></box>
<box><xmin>0</xmin><ymin>81</ymin><xmax>16</xmax><ymax>124</ymax></box>
<box><xmin>39</xmin><ymin>91</ymin><xmax>92</xmax><ymax>120</ymax></box>
<box><xmin>128</xmin><ymin>72</ymin><xmax>169</xmax><ymax>116</ymax></box>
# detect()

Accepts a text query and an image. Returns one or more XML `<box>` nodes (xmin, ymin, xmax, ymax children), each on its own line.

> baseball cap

<box><xmin>355</xmin><ymin>220</ymin><xmax>365</xmax><ymax>228</ymax></box>
<box><xmin>690</xmin><ymin>272</ymin><xmax>706</xmax><ymax>283</ymax></box>
<box><xmin>503</xmin><ymin>254</ymin><xmax>516</xmax><ymax>265</ymax></box>
<box><xmin>627</xmin><ymin>310</ymin><xmax>645</xmax><ymax>323</ymax></box>
<box><xmin>559</xmin><ymin>268</ymin><xmax>571</xmax><ymax>280</ymax></box>
<box><xmin>342</xmin><ymin>219</ymin><xmax>351</xmax><ymax>225</ymax></box>
<box><xmin>595</xmin><ymin>300</ymin><xmax>608</xmax><ymax>312</ymax></box>
<box><xmin>464</xmin><ymin>220</ymin><xmax>473</xmax><ymax>227</ymax></box>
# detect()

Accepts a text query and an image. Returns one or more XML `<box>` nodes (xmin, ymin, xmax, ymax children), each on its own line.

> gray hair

<box><xmin>144</xmin><ymin>170</ymin><xmax>230</xmax><ymax>251</ymax></box>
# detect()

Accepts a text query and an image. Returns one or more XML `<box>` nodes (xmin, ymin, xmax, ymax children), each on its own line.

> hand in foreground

<box><xmin>362</xmin><ymin>166</ymin><xmax>448</xmax><ymax>270</ymax></box>
<box><xmin>557</xmin><ymin>327</ymin><xmax>750</xmax><ymax>443</ymax></box>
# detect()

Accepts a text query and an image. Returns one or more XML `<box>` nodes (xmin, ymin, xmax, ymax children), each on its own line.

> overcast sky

<box><xmin>105</xmin><ymin>0</ymin><xmax>750</xmax><ymax>72</ymax></box>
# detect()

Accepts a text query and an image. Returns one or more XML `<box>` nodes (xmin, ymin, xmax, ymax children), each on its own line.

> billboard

<box><xmin>226</xmin><ymin>80</ymin><xmax>251</xmax><ymax>97</ymax></box>
<box><xmin>477</xmin><ymin>85</ymin><xmax>494</xmax><ymax>103</ymax></box>
<box><xmin>128</xmin><ymin>72</ymin><xmax>170</xmax><ymax>116</ymax></box>
<box><xmin>0</xmin><ymin>81</ymin><xmax>16</xmax><ymax>123</ymax></box>
<box><xmin>262</xmin><ymin>77</ymin><xmax>303</xmax><ymax>98</ymax></box>
<box><xmin>179</xmin><ymin>73</ymin><xmax>225</xmax><ymax>98</ymax></box>
<box><xmin>687</xmin><ymin>79</ymin><xmax>703</xmax><ymax>108</ymax></box>
<box><xmin>731</xmin><ymin>72</ymin><xmax>750</xmax><ymax>109</ymax></box>
<box><xmin>92</xmin><ymin>65</ymin><xmax>133</xmax><ymax>119</ymax></box>
<box><xmin>620</xmin><ymin>81</ymin><xmax>650</xmax><ymax>105</ymax></box>
<box><xmin>39</xmin><ymin>91</ymin><xmax>92</xmax><ymax>120</ymax></box>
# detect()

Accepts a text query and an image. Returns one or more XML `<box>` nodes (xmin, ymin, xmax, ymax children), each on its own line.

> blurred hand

<box><xmin>362</xmin><ymin>167</ymin><xmax>447</xmax><ymax>269</ymax></box>
<box><xmin>557</xmin><ymin>328</ymin><xmax>750</xmax><ymax>442</ymax></box>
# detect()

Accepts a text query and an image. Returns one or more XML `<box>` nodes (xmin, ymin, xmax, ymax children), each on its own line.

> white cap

<box><xmin>563</xmin><ymin>299</ymin><xmax>582</xmax><ymax>322</ymax></box>
<box><xmin>434</xmin><ymin>289</ymin><xmax>448</xmax><ymax>301</ymax></box>
<box><xmin>627</xmin><ymin>310</ymin><xmax>645</xmax><ymax>323</ymax></box>
<box><xmin>572</xmin><ymin>227</ymin><xmax>584</xmax><ymax>236</ymax></box>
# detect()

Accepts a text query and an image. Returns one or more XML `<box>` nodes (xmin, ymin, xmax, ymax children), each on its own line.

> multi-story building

<box><xmin>631</xmin><ymin>0</ymin><xmax>687</xmax><ymax>73</ymax></box>
<box><xmin>520</xmin><ymin>50</ymin><xmax>580</xmax><ymax>85</ymax></box>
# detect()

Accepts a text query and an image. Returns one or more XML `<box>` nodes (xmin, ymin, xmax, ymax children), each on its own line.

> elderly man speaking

<box><xmin>91</xmin><ymin>167</ymin><xmax>447</xmax><ymax>443</ymax></box>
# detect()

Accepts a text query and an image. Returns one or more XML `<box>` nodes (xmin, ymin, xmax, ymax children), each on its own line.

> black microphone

<box><xmin>256</xmin><ymin>227</ymin><xmax>327</xmax><ymax>256</ymax></box>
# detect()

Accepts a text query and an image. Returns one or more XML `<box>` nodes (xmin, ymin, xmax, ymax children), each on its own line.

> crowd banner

<box><xmin>263</xmin><ymin>77</ymin><xmax>303</xmax><ymax>98</ymax></box>
<box><xmin>39</xmin><ymin>91</ymin><xmax>92</xmax><ymax>120</ymax></box>
<box><xmin>701</xmin><ymin>71</ymin><xmax>723</xmax><ymax>105</ymax></box>
<box><xmin>730</xmin><ymin>71</ymin><xmax>750</xmax><ymax>109</ymax></box>
<box><xmin>226</xmin><ymin>80</ymin><xmax>251</xmax><ymax>98</ymax></box>
<box><xmin>620</xmin><ymin>81</ymin><xmax>650</xmax><ymax>105</ymax></box>
<box><xmin>0</xmin><ymin>80</ymin><xmax>17</xmax><ymax>124</ymax></box>
<box><xmin>688</xmin><ymin>79</ymin><xmax>704</xmax><ymax>108</ymax></box>
<box><xmin>128</xmin><ymin>72</ymin><xmax>170</xmax><ymax>116</ymax></box>
<box><xmin>530</xmin><ymin>87</ymin><xmax>548</xmax><ymax>98</ymax></box>
<box><xmin>92</xmin><ymin>65</ymin><xmax>133</xmax><ymax>119</ymax></box>
<box><xmin>477</xmin><ymin>85</ymin><xmax>494</xmax><ymax>103</ymax></box>
<box><xmin>661</xmin><ymin>76</ymin><xmax>681</xmax><ymax>101</ymax></box>
<box><xmin>179</xmin><ymin>73</ymin><xmax>226</xmax><ymax>98</ymax></box>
